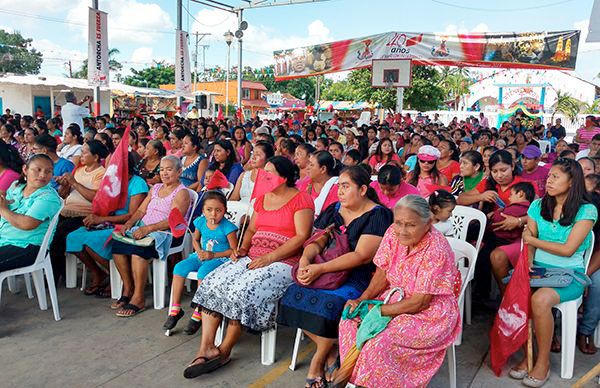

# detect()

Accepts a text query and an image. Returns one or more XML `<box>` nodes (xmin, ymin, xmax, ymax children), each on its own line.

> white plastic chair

<box><xmin>447</xmin><ymin>206</ymin><xmax>487</xmax><ymax>324</ymax></box>
<box><xmin>214</xmin><ymin>315</ymin><xmax>277</xmax><ymax>365</ymax></box>
<box><xmin>553</xmin><ymin>233</ymin><xmax>594</xmax><ymax>379</ymax></box>
<box><xmin>538</xmin><ymin>140</ymin><xmax>551</xmax><ymax>155</ymax></box>
<box><xmin>446</xmin><ymin>237</ymin><xmax>478</xmax><ymax>388</ymax></box>
<box><xmin>595</xmin><ymin>323</ymin><xmax>600</xmax><ymax>348</ymax></box>
<box><xmin>0</xmin><ymin>199</ymin><xmax>64</xmax><ymax>321</ymax></box>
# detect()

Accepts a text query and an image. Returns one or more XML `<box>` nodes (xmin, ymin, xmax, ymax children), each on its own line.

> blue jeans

<box><xmin>578</xmin><ymin>269</ymin><xmax>600</xmax><ymax>336</ymax></box>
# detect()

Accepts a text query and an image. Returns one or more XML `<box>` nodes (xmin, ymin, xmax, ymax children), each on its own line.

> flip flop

<box><xmin>324</xmin><ymin>356</ymin><xmax>340</xmax><ymax>382</ymax></box>
<box><xmin>183</xmin><ymin>355</ymin><xmax>222</xmax><ymax>379</ymax></box>
<box><xmin>116</xmin><ymin>303</ymin><xmax>146</xmax><ymax>318</ymax></box>
<box><xmin>305</xmin><ymin>376</ymin><xmax>326</xmax><ymax>388</ymax></box>
<box><xmin>95</xmin><ymin>284</ymin><xmax>111</xmax><ymax>299</ymax></box>
<box><xmin>84</xmin><ymin>277</ymin><xmax>109</xmax><ymax>296</ymax></box>
<box><xmin>110</xmin><ymin>295</ymin><xmax>130</xmax><ymax>310</ymax></box>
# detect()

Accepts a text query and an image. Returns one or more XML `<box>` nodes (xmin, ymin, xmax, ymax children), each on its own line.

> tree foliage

<box><xmin>437</xmin><ymin>66</ymin><xmax>473</xmax><ymax>108</ymax></box>
<box><xmin>122</xmin><ymin>62</ymin><xmax>175</xmax><ymax>88</ymax></box>
<box><xmin>72</xmin><ymin>48</ymin><xmax>123</xmax><ymax>79</ymax></box>
<box><xmin>552</xmin><ymin>91</ymin><xmax>582</xmax><ymax>121</ymax></box>
<box><xmin>0</xmin><ymin>29</ymin><xmax>43</xmax><ymax>74</ymax></box>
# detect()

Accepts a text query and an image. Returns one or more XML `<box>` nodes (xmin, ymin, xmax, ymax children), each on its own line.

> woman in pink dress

<box><xmin>339</xmin><ymin>194</ymin><xmax>461</xmax><ymax>387</ymax></box>
<box><xmin>407</xmin><ymin>145</ymin><xmax>448</xmax><ymax>197</ymax></box>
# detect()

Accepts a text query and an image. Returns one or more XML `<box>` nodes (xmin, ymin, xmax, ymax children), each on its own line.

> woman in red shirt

<box><xmin>436</xmin><ymin>139</ymin><xmax>460</xmax><ymax>182</ymax></box>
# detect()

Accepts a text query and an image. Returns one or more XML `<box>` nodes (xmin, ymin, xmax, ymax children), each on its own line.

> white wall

<box><xmin>0</xmin><ymin>84</ymin><xmax>33</xmax><ymax>115</ymax></box>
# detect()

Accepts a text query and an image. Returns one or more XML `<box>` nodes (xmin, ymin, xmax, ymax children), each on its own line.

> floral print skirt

<box><xmin>192</xmin><ymin>257</ymin><xmax>293</xmax><ymax>331</ymax></box>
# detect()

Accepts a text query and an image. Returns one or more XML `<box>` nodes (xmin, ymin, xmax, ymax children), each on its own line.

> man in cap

<box><xmin>459</xmin><ymin>137</ymin><xmax>473</xmax><ymax>155</ymax></box>
<box><xmin>521</xmin><ymin>145</ymin><xmax>549</xmax><ymax>196</ymax></box>
<box><xmin>327</xmin><ymin>125</ymin><xmax>346</xmax><ymax>145</ymax></box>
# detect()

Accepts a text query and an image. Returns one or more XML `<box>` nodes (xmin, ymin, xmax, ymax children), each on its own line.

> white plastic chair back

<box><xmin>447</xmin><ymin>237</ymin><xmax>478</xmax><ymax>307</ymax></box>
<box><xmin>32</xmin><ymin>198</ymin><xmax>64</xmax><ymax>266</ymax></box>
<box><xmin>448</xmin><ymin>205</ymin><xmax>487</xmax><ymax>252</ymax></box>
<box><xmin>538</xmin><ymin>140</ymin><xmax>551</xmax><ymax>155</ymax></box>
<box><xmin>222</xmin><ymin>183</ymin><xmax>235</xmax><ymax>199</ymax></box>
<box><xmin>226</xmin><ymin>200</ymin><xmax>252</xmax><ymax>229</ymax></box>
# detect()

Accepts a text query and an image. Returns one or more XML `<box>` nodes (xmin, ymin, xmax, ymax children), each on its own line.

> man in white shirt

<box><xmin>479</xmin><ymin>112</ymin><xmax>489</xmax><ymax>129</ymax></box>
<box><xmin>187</xmin><ymin>106</ymin><xmax>200</xmax><ymax>119</ymax></box>
<box><xmin>61</xmin><ymin>92</ymin><xmax>90</xmax><ymax>132</ymax></box>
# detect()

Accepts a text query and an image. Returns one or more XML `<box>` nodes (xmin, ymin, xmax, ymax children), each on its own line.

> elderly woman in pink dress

<box><xmin>339</xmin><ymin>194</ymin><xmax>461</xmax><ymax>387</ymax></box>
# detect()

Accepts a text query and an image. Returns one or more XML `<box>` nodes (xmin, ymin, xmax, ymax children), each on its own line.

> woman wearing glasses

<box><xmin>406</xmin><ymin>145</ymin><xmax>448</xmax><ymax>197</ymax></box>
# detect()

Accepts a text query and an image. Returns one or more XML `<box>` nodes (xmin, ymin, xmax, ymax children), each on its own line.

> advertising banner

<box><xmin>273</xmin><ymin>30</ymin><xmax>580</xmax><ymax>80</ymax></box>
<box><xmin>175</xmin><ymin>29</ymin><xmax>192</xmax><ymax>95</ymax></box>
<box><xmin>87</xmin><ymin>8</ymin><xmax>109</xmax><ymax>87</ymax></box>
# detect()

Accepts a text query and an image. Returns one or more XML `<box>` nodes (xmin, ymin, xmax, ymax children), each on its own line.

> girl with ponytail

<box><xmin>278</xmin><ymin>164</ymin><xmax>394</xmax><ymax>386</ymax></box>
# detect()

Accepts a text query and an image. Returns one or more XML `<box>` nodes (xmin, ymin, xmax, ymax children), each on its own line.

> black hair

<box><xmin>210</xmin><ymin>139</ymin><xmax>238</xmax><ymax>176</ymax></box>
<box><xmin>147</xmin><ymin>139</ymin><xmax>166</xmax><ymax>158</ymax></box>
<box><xmin>428</xmin><ymin>189</ymin><xmax>456</xmax><ymax>210</ymax></box>
<box><xmin>305</xmin><ymin>129</ymin><xmax>317</xmax><ymax>142</ymax></box>
<box><xmin>184</xmin><ymin>133</ymin><xmax>202</xmax><ymax>153</ymax></box>
<box><xmin>34</xmin><ymin>134</ymin><xmax>58</xmax><ymax>152</ymax></box>
<box><xmin>233</xmin><ymin>126</ymin><xmax>248</xmax><ymax>146</ymax></box>
<box><xmin>340</xmin><ymin>165</ymin><xmax>380</xmax><ymax>205</ymax></box>
<box><xmin>34</xmin><ymin>119</ymin><xmax>48</xmax><ymax>133</ymax></box>
<box><xmin>559</xmin><ymin>149</ymin><xmax>576</xmax><ymax>158</ymax></box>
<box><xmin>297</xmin><ymin>142</ymin><xmax>315</xmax><ymax>156</ymax></box>
<box><xmin>280</xmin><ymin>138</ymin><xmax>297</xmax><ymax>156</ymax></box>
<box><xmin>171</xmin><ymin>128</ymin><xmax>189</xmax><ymax>141</ymax></box>
<box><xmin>579</xmin><ymin>156</ymin><xmax>596</xmax><ymax>171</ymax></box>
<box><xmin>254</xmin><ymin>141</ymin><xmax>275</xmax><ymax>160</ymax></box>
<box><xmin>66</xmin><ymin>123</ymin><xmax>84</xmax><ymax>144</ymax></box>
<box><xmin>328</xmin><ymin>141</ymin><xmax>344</xmax><ymax>154</ymax></box>
<box><xmin>510</xmin><ymin>181</ymin><xmax>536</xmax><ymax>203</ymax></box>
<box><xmin>85</xmin><ymin>139</ymin><xmax>110</xmax><ymax>161</ymax></box>
<box><xmin>592</xmin><ymin>134</ymin><xmax>600</xmax><ymax>142</ymax></box>
<box><xmin>267</xmin><ymin>155</ymin><xmax>299</xmax><ymax>187</ymax></box>
<box><xmin>17</xmin><ymin>153</ymin><xmax>53</xmax><ymax>185</ymax></box>
<box><xmin>439</xmin><ymin>138</ymin><xmax>459</xmax><ymax>161</ymax></box>
<box><xmin>312</xmin><ymin>150</ymin><xmax>341</xmax><ymax>177</ymax></box>
<box><xmin>408</xmin><ymin>153</ymin><xmax>443</xmax><ymax>187</ymax></box>
<box><xmin>358</xmin><ymin>163</ymin><xmax>372</xmax><ymax>175</ymax></box>
<box><xmin>344</xmin><ymin>149</ymin><xmax>362</xmax><ymax>164</ymax></box>
<box><xmin>95</xmin><ymin>132</ymin><xmax>114</xmax><ymax>153</ymax></box>
<box><xmin>373</xmin><ymin>138</ymin><xmax>395</xmax><ymax>161</ymax></box>
<box><xmin>2</xmin><ymin>122</ymin><xmax>16</xmax><ymax>135</ymax></box>
<box><xmin>355</xmin><ymin>136</ymin><xmax>370</xmax><ymax>160</ymax></box>
<box><xmin>127</xmin><ymin>152</ymin><xmax>138</xmax><ymax>176</ymax></box>
<box><xmin>316</xmin><ymin>137</ymin><xmax>329</xmax><ymax>149</ymax></box>
<box><xmin>0</xmin><ymin>141</ymin><xmax>24</xmax><ymax>172</ymax></box>
<box><xmin>542</xmin><ymin>158</ymin><xmax>589</xmax><ymax>226</ymax></box>
<box><xmin>585</xmin><ymin>174</ymin><xmax>600</xmax><ymax>193</ymax></box>
<box><xmin>378</xmin><ymin>163</ymin><xmax>403</xmax><ymax>185</ymax></box>
<box><xmin>201</xmin><ymin>190</ymin><xmax>228</xmax><ymax>212</ymax></box>
<box><xmin>460</xmin><ymin>150</ymin><xmax>484</xmax><ymax>172</ymax></box>
<box><xmin>485</xmin><ymin>150</ymin><xmax>516</xmax><ymax>191</ymax></box>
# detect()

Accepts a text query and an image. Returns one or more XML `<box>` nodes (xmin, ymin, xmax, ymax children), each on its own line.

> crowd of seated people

<box><xmin>1</xmin><ymin>103</ymin><xmax>599</xmax><ymax>387</ymax></box>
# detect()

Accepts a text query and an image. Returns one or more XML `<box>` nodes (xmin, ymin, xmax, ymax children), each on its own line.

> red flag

<box><xmin>168</xmin><ymin>207</ymin><xmax>188</xmax><ymax>238</ymax></box>
<box><xmin>251</xmin><ymin>169</ymin><xmax>286</xmax><ymax>200</ymax></box>
<box><xmin>206</xmin><ymin>169</ymin><xmax>229</xmax><ymax>190</ymax></box>
<box><xmin>92</xmin><ymin>127</ymin><xmax>130</xmax><ymax>216</ymax></box>
<box><xmin>489</xmin><ymin>243</ymin><xmax>531</xmax><ymax>376</ymax></box>
<box><xmin>236</xmin><ymin>107</ymin><xmax>245</xmax><ymax>122</ymax></box>
<box><xmin>217</xmin><ymin>105</ymin><xmax>224</xmax><ymax>120</ymax></box>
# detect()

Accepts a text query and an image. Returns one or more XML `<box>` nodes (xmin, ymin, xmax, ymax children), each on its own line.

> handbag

<box><xmin>502</xmin><ymin>266</ymin><xmax>591</xmax><ymax>288</ymax></box>
<box><xmin>111</xmin><ymin>225</ymin><xmax>155</xmax><ymax>247</ymax></box>
<box><xmin>292</xmin><ymin>223</ymin><xmax>351</xmax><ymax>290</ymax></box>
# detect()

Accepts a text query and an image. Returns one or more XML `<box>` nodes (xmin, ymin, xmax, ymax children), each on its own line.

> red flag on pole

<box><xmin>206</xmin><ymin>169</ymin><xmax>229</xmax><ymax>190</ymax></box>
<box><xmin>92</xmin><ymin>127</ymin><xmax>130</xmax><ymax>216</ymax></box>
<box><xmin>489</xmin><ymin>242</ymin><xmax>531</xmax><ymax>376</ymax></box>
<box><xmin>236</xmin><ymin>107</ymin><xmax>244</xmax><ymax>122</ymax></box>
<box><xmin>217</xmin><ymin>105</ymin><xmax>224</xmax><ymax>121</ymax></box>
<box><xmin>250</xmin><ymin>169</ymin><xmax>286</xmax><ymax>200</ymax></box>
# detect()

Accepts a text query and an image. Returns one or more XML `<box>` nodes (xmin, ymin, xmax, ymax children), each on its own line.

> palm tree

<box><xmin>71</xmin><ymin>48</ymin><xmax>122</xmax><ymax>79</ymax></box>
<box><xmin>551</xmin><ymin>91</ymin><xmax>581</xmax><ymax>122</ymax></box>
<box><xmin>580</xmin><ymin>99</ymin><xmax>600</xmax><ymax>114</ymax></box>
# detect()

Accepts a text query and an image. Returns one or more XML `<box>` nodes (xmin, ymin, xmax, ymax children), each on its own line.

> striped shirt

<box><xmin>576</xmin><ymin>126</ymin><xmax>600</xmax><ymax>150</ymax></box>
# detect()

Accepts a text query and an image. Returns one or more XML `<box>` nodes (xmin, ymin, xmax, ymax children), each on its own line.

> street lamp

<box><xmin>224</xmin><ymin>30</ymin><xmax>234</xmax><ymax>118</ymax></box>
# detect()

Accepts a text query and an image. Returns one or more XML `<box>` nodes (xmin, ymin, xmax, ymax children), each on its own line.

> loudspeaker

<box><xmin>195</xmin><ymin>94</ymin><xmax>207</xmax><ymax>109</ymax></box>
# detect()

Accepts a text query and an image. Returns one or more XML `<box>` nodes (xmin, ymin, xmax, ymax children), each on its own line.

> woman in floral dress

<box><xmin>339</xmin><ymin>195</ymin><xmax>461</xmax><ymax>387</ymax></box>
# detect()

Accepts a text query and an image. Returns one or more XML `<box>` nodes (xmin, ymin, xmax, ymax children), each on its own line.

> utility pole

<box><xmin>66</xmin><ymin>60</ymin><xmax>73</xmax><ymax>78</ymax></box>
<box><xmin>193</xmin><ymin>32</ymin><xmax>210</xmax><ymax>91</ymax></box>
<box><xmin>176</xmin><ymin>0</ymin><xmax>183</xmax><ymax>108</ymax></box>
<box><xmin>237</xmin><ymin>9</ymin><xmax>243</xmax><ymax>117</ymax></box>
<box><xmin>92</xmin><ymin>0</ymin><xmax>100</xmax><ymax>115</ymax></box>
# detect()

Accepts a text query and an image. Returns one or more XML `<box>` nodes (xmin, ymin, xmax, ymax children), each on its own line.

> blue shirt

<box><xmin>192</xmin><ymin>215</ymin><xmax>238</xmax><ymax>253</ymax></box>
<box><xmin>115</xmin><ymin>175</ymin><xmax>149</xmax><ymax>216</ymax></box>
<box><xmin>0</xmin><ymin>183</ymin><xmax>62</xmax><ymax>248</ymax></box>
<box><xmin>52</xmin><ymin>157</ymin><xmax>74</xmax><ymax>189</ymax></box>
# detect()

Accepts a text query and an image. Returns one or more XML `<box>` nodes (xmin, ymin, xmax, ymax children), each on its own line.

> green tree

<box><xmin>320</xmin><ymin>79</ymin><xmax>358</xmax><ymax>101</ymax></box>
<box><xmin>438</xmin><ymin>66</ymin><xmax>473</xmax><ymax>109</ymax></box>
<box><xmin>122</xmin><ymin>62</ymin><xmax>175</xmax><ymax>88</ymax></box>
<box><xmin>580</xmin><ymin>99</ymin><xmax>600</xmax><ymax>114</ymax></box>
<box><xmin>0</xmin><ymin>29</ymin><xmax>43</xmax><ymax>74</ymax></box>
<box><xmin>552</xmin><ymin>91</ymin><xmax>582</xmax><ymax>121</ymax></box>
<box><xmin>72</xmin><ymin>48</ymin><xmax>123</xmax><ymax>79</ymax></box>
<box><xmin>404</xmin><ymin>66</ymin><xmax>445</xmax><ymax>111</ymax></box>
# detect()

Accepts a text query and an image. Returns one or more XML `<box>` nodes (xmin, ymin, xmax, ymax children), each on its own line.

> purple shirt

<box><xmin>521</xmin><ymin>166</ymin><xmax>549</xmax><ymax>197</ymax></box>
<box><xmin>370</xmin><ymin>181</ymin><xmax>420</xmax><ymax>209</ymax></box>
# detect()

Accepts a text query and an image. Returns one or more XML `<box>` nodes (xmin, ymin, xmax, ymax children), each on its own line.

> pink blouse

<box><xmin>0</xmin><ymin>169</ymin><xmax>20</xmax><ymax>191</ymax></box>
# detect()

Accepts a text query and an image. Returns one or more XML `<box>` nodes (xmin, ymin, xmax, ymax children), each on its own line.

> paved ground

<box><xmin>0</xmin><ymin>278</ymin><xmax>598</xmax><ymax>388</ymax></box>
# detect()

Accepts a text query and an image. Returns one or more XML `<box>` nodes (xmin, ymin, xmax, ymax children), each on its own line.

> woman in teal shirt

<box><xmin>513</xmin><ymin>158</ymin><xmax>596</xmax><ymax>387</ymax></box>
<box><xmin>0</xmin><ymin>154</ymin><xmax>62</xmax><ymax>271</ymax></box>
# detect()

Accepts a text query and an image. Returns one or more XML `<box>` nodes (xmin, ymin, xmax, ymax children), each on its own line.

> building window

<box><xmin>241</xmin><ymin>88</ymin><xmax>250</xmax><ymax>99</ymax></box>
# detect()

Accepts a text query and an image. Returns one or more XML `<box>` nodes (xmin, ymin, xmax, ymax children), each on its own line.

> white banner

<box><xmin>175</xmin><ymin>29</ymin><xmax>191</xmax><ymax>95</ymax></box>
<box><xmin>87</xmin><ymin>8</ymin><xmax>109</xmax><ymax>87</ymax></box>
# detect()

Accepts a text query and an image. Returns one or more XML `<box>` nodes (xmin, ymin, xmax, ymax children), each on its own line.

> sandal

<box><xmin>183</xmin><ymin>355</ymin><xmax>223</xmax><ymax>379</ymax></box>
<box><xmin>95</xmin><ymin>284</ymin><xmax>111</xmax><ymax>299</ymax></box>
<box><xmin>83</xmin><ymin>277</ymin><xmax>109</xmax><ymax>296</ymax></box>
<box><xmin>577</xmin><ymin>333</ymin><xmax>598</xmax><ymax>355</ymax></box>
<box><xmin>324</xmin><ymin>357</ymin><xmax>340</xmax><ymax>383</ymax></box>
<box><xmin>116</xmin><ymin>303</ymin><xmax>146</xmax><ymax>318</ymax></box>
<box><xmin>305</xmin><ymin>376</ymin><xmax>326</xmax><ymax>388</ymax></box>
<box><xmin>110</xmin><ymin>295</ymin><xmax>130</xmax><ymax>310</ymax></box>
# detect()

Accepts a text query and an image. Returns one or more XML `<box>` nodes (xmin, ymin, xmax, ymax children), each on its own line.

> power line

<box><xmin>183</xmin><ymin>2</ymin><xmax>233</xmax><ymax>29</ymax></box>
<box><xmin>430</xmin><ymin>0</ymin><xmax>574</xmax><ymax>12</ymax></box>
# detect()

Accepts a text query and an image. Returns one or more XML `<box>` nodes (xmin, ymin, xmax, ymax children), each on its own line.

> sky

<box><xmin>0</xmin><ymin>0</ymin><xmax>598</xmax><ymax>83</ymax></box>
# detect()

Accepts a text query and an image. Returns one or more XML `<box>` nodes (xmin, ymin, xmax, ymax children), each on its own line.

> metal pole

<box><xmin>226</xmin><ymin>43</ymin><xmax>231</xmax><ymax>117</ymax></box>
<box><xmin>92</xmin><ymin>0</ymin><xmax>101</xmax><ymax>115</ymax></box>
<box><xmin>396</xmin><ymin>87</ymin><xmax>404</xmax><ymax>113</ymax></box>
<box><xmin>236</xmin><ymin>9</ymin><xmax>243</xmax><ymax>118</ymax></box>
<box><xmin>176</xmin><ymin>0</ymin><xmax>183</xmax><ymax>108</ymax></box>
<box><xmin>193</xmin><ymin>32</ymin><xmax>199</xmax><ymax>92</ymax></box>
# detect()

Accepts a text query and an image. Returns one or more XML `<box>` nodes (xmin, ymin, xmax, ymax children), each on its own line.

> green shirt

<box><xmin>528</xmin><ymin>199</ymin><xmax>597</xmax><ymax>269</ymax></box>
<box><xmin>0</xmin><ymin>182</ymin><xmax>62</xmax><ymax>248</ymax></box>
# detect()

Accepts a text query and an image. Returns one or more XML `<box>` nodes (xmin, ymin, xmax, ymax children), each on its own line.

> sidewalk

<box><xmin>0</xmin><ymin>280</ymin><xmax>598</xmax><ymax>387</ymax></box>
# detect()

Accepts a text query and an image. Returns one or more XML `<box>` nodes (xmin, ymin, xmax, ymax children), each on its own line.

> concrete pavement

<box><xmin>0</xmin><ymin>278</ymin><xmax>598</xmax><ymax>387</ymax></box>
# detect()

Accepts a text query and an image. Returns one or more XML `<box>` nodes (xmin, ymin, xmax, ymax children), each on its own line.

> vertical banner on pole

<box><xmin>87</xmin><ymin>8</ymin><xmax>109</xmax><ymax>87</ymax></box>
<box><xmin>175</xmin><ymin>29</ymin><xmax>192</xmax><ymax>96</ymax></box>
